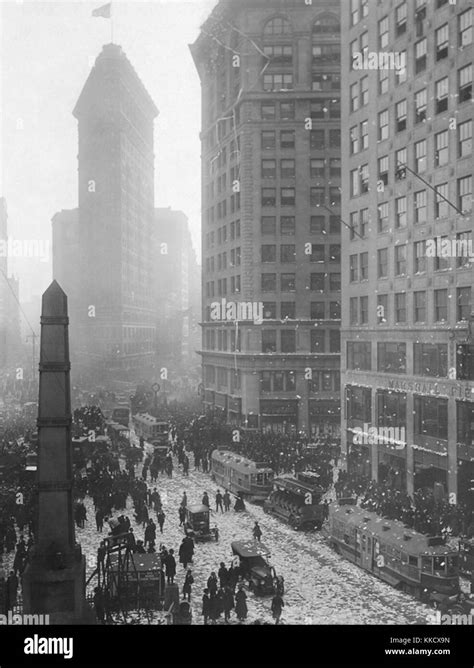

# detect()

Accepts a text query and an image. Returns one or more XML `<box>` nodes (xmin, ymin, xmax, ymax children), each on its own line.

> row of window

<box><xmin>205</xmin><ymin>276</ymin><xmax>241</xmax><ymax>297</ymax></box>
<box><xmin>261</xmin><ymin>99</ymin><xmax>341</xmax><ymax>122</ymax></box>
<box><xmin>203</xmin><ymin>328</ymin><xmax>341</xmax><ymax>354</ymax></box>
<box><xmin>204</xmin><ymin>193</ymin><xmax>241</xmax><ymax>224</ymax></box>
<box><xmin>346</xmin><ymin>387</ymin><xmax>474</xmax><ymax>445</ymax></box>
<box><xmin>204</xmin><ymin>133</ymin><xmax>240</xmax><ymax>167</ymax></box>
<box><xmin>204</xmin><ymin>366</ymin><xmax>340</xmax><ymax>396</ymax></box>
<box><xmin>260</xmin><ymin>158</ymin><xmax>342</xmax><ymax>179</ymax></box>
<box><xmin>349</xmin><ymin>183</ymin><xmax>471</xmax><ymax>241</ymax></box>
<box><xmin>203</xmin><ymin>301</ymin><xmax>341</xmax><ymax>323</ymax></box>
<box><xmin>262</xmin><ymin>72</ymin><xmax>341</xmax><ymax>92</ymax></box>
<box><xmin>351</xmin><ymin>14</ymin><xmax>472</xmax><ymax>79</ymax></box>
<box><xmin>351</xmin><ymin>120</ymin><xmax>472</xmax><ymax>168</ymax></box>
<box><xmin>263</xmin><ymin>14</ymin><xmax>339</xmax><ymax>37</ymax></box>
<box><xmin>263</xmin><ymin>370</ymin><xmax>341</xmax><ymax>393</ymax></box>
<box><xmin>261</xmin><ymin>329</ymin><xmax>340</xmax><ymax>354</ymax></box>
<box><xmin>350</xmin><ymin>65</ymin><xmax>473</xmax><ymax>113</ymax></box>
<box><xmin>262</xmin><ymin>129</ymin><xmax>341</xmax><ymax>151</ymax></box>
<box><xmin>259</xmin><ymin>273</ymin><xmax>341</xmax><ymax>293</ymax></box>
<box><xmin>261</xmin><ymin>244</ymin><xmax>340</xmax><ymax>264</ymax></box>
<box><xmin>205</xmin><ymin>168</ymin><xmax>239</xmax><ymax>201</ymax></box>
<box><xmin>351</xmin><ymin>168</ymin><xmax>472</xmax><ymax>216</ymax></box>
<box><xmin>205</xmin><ymin>155</ymin><xmax>342</xmax><ymax>206</ymax></box>
<box><xmin>261</xmin><ymin>187</ymin><xmax>341</xmax><ymax>208</ymax></box>
<box><xmin>205</xmin><ymin>248</ymin><xmax>241</xmax><ymax>273</ymax></box>
<box><xmin>261</xmin><ymin>215</ymin><xmax>341</xmax><ymax>236</ymax></box>
<box><xmin>376</xmin><ymin>4</ymin><xmax>471</xmax><ymax>48</ymax></box>
<box><xmin>349</xmin><ymin>0</ymin><xmax>369</xmax><ymax>27</ymax></box>
<box><xmin>349</xmin><ymin>287</ymin><xmax>472</xmax><ymax>326</ymax></box>
<box><xmin>204</xmin><ymin>366</ymin><xmax>241</xmax><ymax>392</ymax></box>
<box><xmin>350</xmin><ymin>233</ymin><xmax>472</xmax><ymax>283</ymax></box>
<box><xmin>347</xmin><ymin>340</ymin><xmax>474</xmax><ymax>381</ymax></box>
<box><xmin>205</xmin><ymin>221</ymin><xmax>240</xmax><ymax>249</ymax></box>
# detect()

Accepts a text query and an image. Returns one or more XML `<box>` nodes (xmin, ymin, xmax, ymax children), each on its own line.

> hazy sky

<box><xmin>1</xmin><ymin>0</ymin><xmax>217</xmax><ymax>301</ymax></box>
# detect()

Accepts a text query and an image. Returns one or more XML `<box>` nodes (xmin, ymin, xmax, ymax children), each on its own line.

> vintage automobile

<box><xmin>231</xmin><ymin>540</ymin><xmax>284</xmax><ymax>596</ymax></box>
<box><xmin>151</xmin><ymin>443</ymin><xmax>169</xmax><ymax>468</ymax></box>
<box><xmin>183</xmin><ymin>505</ymin><xmax>219</xmax><ymax>542</ymax></box>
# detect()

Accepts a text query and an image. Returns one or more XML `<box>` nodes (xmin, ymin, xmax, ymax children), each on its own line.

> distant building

<box><xmin>191</xmin><ymin>0</ymin><xmax>342</xmax><ymax>434</ymax></box>
<box><xmin>340</xmin><ymin>0</ymin><xmax>473</xmax><ymax>504</ymax></box>
<box><xmin>51</xmin><ymin>207</ymin><xmax>80</xmax><ymax>325</ymax></box>
<box><xmin>53</xmin><ymin>44</ymin><xmax>159</xmax><ymax>381</ymax></box>
<box><xmin>154</xmin><ymin>207</ymin><xmax>201</xmax><ymax>375</ymax></box>
<box><xmin>0</xmin><ymin>198</ymin><xmax>21</xmax><ymax>370</ymax></box>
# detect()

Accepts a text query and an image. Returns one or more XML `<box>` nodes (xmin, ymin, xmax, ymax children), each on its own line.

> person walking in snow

<box><xmin>223</xmin><ymin>490</ymin><xmax>231</xmax><ymax>512</ymax></box>
<box><xmin>215</xmin><ymin>490</ymin><xmax>224</xmax><ymax>513</ymax></box>
<box><xmin>271</xmin><ymin>593</ymin><xmax>285</xmax><ymax>624</ymax></box>
<box><xmin>235</xmin><ymin>585</ymin><xmax>248</xmax><ymax>622</ymax></box>
<box><xmin>157</xmin><ymin>510</ymin><xmax>165</xmax><ymax>533</ymax></box>
<box><xmin>252</xmin><ymin>521</ymin><xmax>262</xmax><ymax>542</ymax></box>
<box><xmin>182</xmin><ymin>568</ymin><xmax>194</xmax><ymax>602</ymax></box>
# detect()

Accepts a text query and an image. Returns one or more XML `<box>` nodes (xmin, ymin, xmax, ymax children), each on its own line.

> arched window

<box><xmin>264</xmin><ymin>17</ymin><xmax>292</xmax><ymax>36</ymax></box>
<box><xmin>312</xmin><ymin>14</ymin><xmax>340</xmax><ymax>35</ymax></box>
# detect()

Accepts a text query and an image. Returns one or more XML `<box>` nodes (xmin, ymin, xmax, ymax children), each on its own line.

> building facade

<box><xmin>53</xmin><ymin>44</ymin><xmax>159</xmax><ymax>381</ymax></box>
<box><xmin>0</xmin><ymin>198</ymin><xmax>21</xmax><ymax>371</ymax></box>
<box><xmin>192</xmin><ymin>0</ymin><xmax>342</xmax><ymax>435</ymax></box>
<box><xmin>154</xmin><ymin>207</ymin><xmax>201</xmax><ymax>377</ymax></box>
<box><xmin>340</xmin><ymin>0</ymin><xmax>473</xmax><ymax>505</ymax></box>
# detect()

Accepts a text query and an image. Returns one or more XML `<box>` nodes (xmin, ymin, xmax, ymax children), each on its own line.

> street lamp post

<box><xmin>152</xmin><ymin>383</ymin><xmax>160</xmax><ymax>417</ymax></box>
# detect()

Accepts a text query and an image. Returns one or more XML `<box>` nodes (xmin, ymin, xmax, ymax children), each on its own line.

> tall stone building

<box><xmin>340</xmin><ymin>0</ymin><xmax>473</xmax><ymax>504</ymax></box>
<box><xmin>154</xmin><ymin>207</ymin><xmax>201</xmax><ymax>375</ymax></box>
<box><xmin>53</xmin><ymin>44</ymin><xmax>159</xmax><ymax>381</ymax></box>
<box><xmin>0</xmin><ymin>198</ymin><xmax>21</xmax><ymax>370</ymax></box>
<box><xmin>191</xmin><ymin>0</ymin><xmax>342</xmax><ymax>435</ymax></box>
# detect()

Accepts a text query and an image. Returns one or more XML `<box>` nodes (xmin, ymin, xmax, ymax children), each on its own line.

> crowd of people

<box><xmin>337</xmin><ymin>471</ymin><xmax>474</xmax><ymax>539</ymax></box>
<box><xmin>170</xmin><ymin>412</ymin><xmax>337</xmax><ymax>490</ymax></box>
<box><xmin>88</xmin><ymin>478</ymin><xmax>284</xmax><ymax>624</ymax></box>
<box><xmin>1</xmin><ymin>390</ymin><xmax>473</xmax><ymax>623</ymax></box>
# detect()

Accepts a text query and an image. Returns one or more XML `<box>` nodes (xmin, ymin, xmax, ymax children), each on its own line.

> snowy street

<box><xmin>75</xmin><ymin>449</ymin><xmax>432</xmax><ymax>625</ymax></box>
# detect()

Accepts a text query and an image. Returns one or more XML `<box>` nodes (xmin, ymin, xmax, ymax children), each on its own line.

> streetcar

<box><xmin>210</xmin><ymin>450</ymin><xmax>274</xmax><ymax>502</ymax></box>
<box><xmin>111</xmin><ymin>405</ymin><xmax>130</xmax><ymax>427</ymax></box>
<box><xmin>106</xmin><ymin>421</ymin><xmax>131</xmax><ymax>451</ymax></box>
<box><xmin>25</xmin><ymin>452</ymin><xmax>38</xmax><ymax>473</ymax></box>
<box><xmin>459</xmin><ymin>538</ymin><xmax>474</xmax><ymax>578</ymax></box>
<box><xmin>132</xmin><ymin>413</ymin><xmax>170</xmax><ymax>444</ymax></box>
<box><xmin>263</xmin><ymin>472</ymin><xmax>324</xmax><ymax>530</ymax></box>
<box><xmin>328</xmin><ymin>501</ymin><xmax>460</xmax><ymax>604</ymax></box>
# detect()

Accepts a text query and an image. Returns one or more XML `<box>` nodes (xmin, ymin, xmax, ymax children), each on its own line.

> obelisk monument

<box><xmin>22</xmin><ymin>281</ymin><xmax>86</xmax><ymax>623</ymax></box>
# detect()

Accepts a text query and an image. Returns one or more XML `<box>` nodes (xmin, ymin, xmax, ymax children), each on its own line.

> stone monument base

<box><xmin>22</xmin><ymin>555</ymin><xmax>92</xmax><ymax>624</ymax></box>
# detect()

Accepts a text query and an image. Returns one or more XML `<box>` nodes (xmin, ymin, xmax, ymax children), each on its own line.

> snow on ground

<box><xmin>74</xmin><ymin>447</ymin><xmax>433</xmax><ymax>625</ymax></box>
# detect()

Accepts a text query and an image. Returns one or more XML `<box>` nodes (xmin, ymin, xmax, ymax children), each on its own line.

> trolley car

<box><xmin>459</xmin><ymin>538</ymin><xmax>474</xmax><ymax>578</ymax></box>
<box><xmin>263</xmin><ymin>472</ymin><xmax>324</xmax><ymax>530</ymax></box>
<box><xmin>111</xmin><ymin>405</ymin><xmax>130</xmax><ymax>427</ymax></box>
<box><xmin>329</xmin><ymin>501</ymin><xmax>460</xmax><ymax>604</ymax></box>
<box><xmin>106</xmin><ymin>421</ymin><xmax>131</xmax><ymax>451</ymax></box>
<box><xmin>211</xmin><ymin>450</ymin><xmax>274</xmax><ymax>502</ymax></box>
<box><xmin>132</xmin><ymin>413</ymin><xmax>170</xmax><ymax>444</ymax></box>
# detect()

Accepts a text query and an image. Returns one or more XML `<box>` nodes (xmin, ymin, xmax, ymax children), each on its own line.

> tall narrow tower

<box><xmin>70</xmin><ymin>43</ymin><xmax>159</xmax><ymax>379</ymax></box>
<box><xmin>22</xmin><ymin>281</ymin><xmax>86</xmax><ymax>623</ymax></box>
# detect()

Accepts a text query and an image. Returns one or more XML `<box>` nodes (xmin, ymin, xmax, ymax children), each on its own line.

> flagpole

<box><xmin>110</xmin><ymin>2</ymin><xmax>114</xmax><ymax>43</ymax></box>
